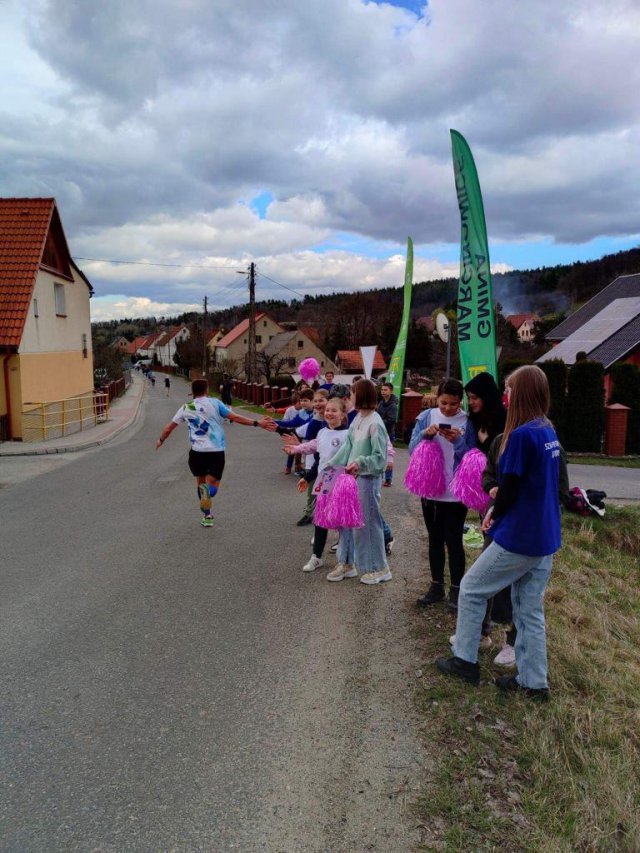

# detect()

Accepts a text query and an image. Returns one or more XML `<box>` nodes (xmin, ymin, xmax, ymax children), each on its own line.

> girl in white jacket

<box><xmin>282</xmin><ymin>397</ymin><xmax>349</xmax><ymax>572</ymax></box>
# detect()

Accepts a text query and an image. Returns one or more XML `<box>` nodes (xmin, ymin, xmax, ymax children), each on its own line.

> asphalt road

<box><xmin>1</xmin><ymin>386</ymin><xmax>428</xmax><ymax>852</ymax></box>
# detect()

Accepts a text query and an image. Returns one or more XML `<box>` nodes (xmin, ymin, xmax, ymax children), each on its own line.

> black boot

<box><xmin>494</xmin><ymin>674</ymin><xmax>549</xmax><ymax>702</ymax></box>
<box><xmin>436</xmin><ymin>655</ymin><xmax>480</xmax><ymax>685</ymax></box>
<box><xmin>415</xmin><ymin>582</ymin><xmax>445</xmax><ymax>608</ymax></box>
<box><xmin>447</xmin><ymin>585</ymin><xmax>460</xmax><ymax>612</ymax></box>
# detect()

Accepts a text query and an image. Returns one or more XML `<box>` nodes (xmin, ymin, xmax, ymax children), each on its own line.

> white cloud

<box><xmin>0</xmin><ymin>0</ymin><xmax>639</xmax><ymax>316</ymax></box>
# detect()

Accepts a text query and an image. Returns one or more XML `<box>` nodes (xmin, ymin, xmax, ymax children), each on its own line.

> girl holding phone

<box><xmin>409</xmin><ymin>379</ymin><xmax>476</xmax><ymax>610</ymax></box>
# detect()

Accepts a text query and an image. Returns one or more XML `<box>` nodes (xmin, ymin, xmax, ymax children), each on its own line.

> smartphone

<box><xmin>439</xmin><ymin>423</ymin><xmax>451</xmax><ymax>430</ymax></box>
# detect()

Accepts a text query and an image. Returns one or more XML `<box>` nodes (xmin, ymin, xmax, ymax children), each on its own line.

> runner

<box><xmin>156</xmin><ymin>378</ymin><xmax>275</xmax><ymax>526</ymax></box>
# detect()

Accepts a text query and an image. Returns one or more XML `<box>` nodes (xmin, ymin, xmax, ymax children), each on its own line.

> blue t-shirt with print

<box><xmin>490</xmin><ymin>420</ymin><xmax>561</xmax><ymax>557</ymax></box>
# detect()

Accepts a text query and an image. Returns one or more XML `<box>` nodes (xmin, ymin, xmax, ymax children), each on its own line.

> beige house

<box><xmin>213</xmin><ymin>313</ymin><xmax>284</xmax><ymax>371</ymax></box>
<box><xmin>258</xmin><ymin>330</ymin><xmax>337</xmax><ymax>381</ymax></box>
<box><xmin>0</xmin><ymin>198</ymin><xmax>94</xmax><ymax>441</ymax></box>
<box><xmin>213</xmin><ymin>313</ymin><xmax>335</xmax><ymax>379</ymax></box>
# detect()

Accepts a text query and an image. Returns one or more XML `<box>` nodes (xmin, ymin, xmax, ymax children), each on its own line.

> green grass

<box><xmin>566</xmin><ymin>454</ymin><xmax>640</xmax><ymax>468</ymax></box>
<box><xmin>413</xmin><ymin>506</ymin><xmax>640</xmax><ymax>852</ymax></box>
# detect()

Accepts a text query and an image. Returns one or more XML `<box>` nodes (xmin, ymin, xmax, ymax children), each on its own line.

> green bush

<box><xmin>272</xmin><ymin>373</ymin><xmax>295</xmax><ymax>388</ymax></box>
<box><xmin>565</xmin><ymin>360</ymin><xmax>605</xmax><ymax>452</ymax></box>
<box><xmin>608</xmin><ymin>363</ymin><xmax>640</xmax><ymax>453</ymax></box>
<box><xmin>539</xmin><ymin>358</ymin><xmax>568</xmax><ymax>443</ymax></box>
<box><xmin>499</xmin><ymin>358</ymin><xmax>530</xmax><ymax>384</ymax></box>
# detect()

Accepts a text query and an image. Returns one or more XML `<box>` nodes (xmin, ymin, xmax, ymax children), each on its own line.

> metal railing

<box><xmin>21</xmin><ymin>391</ymin><xmax>110</xmax><ymax>442</ymax></box>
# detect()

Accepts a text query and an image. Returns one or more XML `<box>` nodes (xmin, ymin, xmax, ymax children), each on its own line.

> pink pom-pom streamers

<box><xmin>450</xmin><ymin>448</ymin><xmax>490</xmax><ymax>513</ymax></box>
<box><xmin>313</xmin><ymin>493</ymin><xmax>333</xmax><ymax>528</ymax></box>
<box><xmin>299</xmin><ymin>357</ymin><xmax>320</xmax><ymax>383</ymax></box>
<box><xmin>404</xmin><ymin>439</ymin><xmax>447</xmax><ymax>499</ymax></box>
<box><xmin>324</xmin><ymin>473</ymin><xmax>364</xmax><ymax>529</ymax></box>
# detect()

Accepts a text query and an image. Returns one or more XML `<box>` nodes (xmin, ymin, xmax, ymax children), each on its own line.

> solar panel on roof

<box><xmin>538</xmin><ymin>297</ymin><xmax>640</xmax><ymax>365</ymax></box>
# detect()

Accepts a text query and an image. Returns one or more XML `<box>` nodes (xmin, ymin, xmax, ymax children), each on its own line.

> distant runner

<box><xmin>156</xmin><ymin>378</ymin><xmax>274</xmax><ymax>526</ymax></box>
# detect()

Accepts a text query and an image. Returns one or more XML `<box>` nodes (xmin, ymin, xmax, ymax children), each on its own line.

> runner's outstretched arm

<box><xmin>156</xmin><ymin>421</ymin><xmax>178</xmax><ymax>449</ymax></box>
<box><xmin>227</xmin><ymin>413</ymin><xmax>277</xmax><ymax>431</ymax></box>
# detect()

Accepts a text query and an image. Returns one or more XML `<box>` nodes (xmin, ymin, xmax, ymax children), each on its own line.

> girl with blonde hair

<box><xmin>436</xmin><ymin>366</ymin><xmax>562</xmax><ymax>700</ymax></box>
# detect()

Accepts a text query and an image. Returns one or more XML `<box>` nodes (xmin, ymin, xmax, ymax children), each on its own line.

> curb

<box><xmin>0</xmin><ymin>382</ymin><xmax>147</xmax><ymax>458</ymax></box>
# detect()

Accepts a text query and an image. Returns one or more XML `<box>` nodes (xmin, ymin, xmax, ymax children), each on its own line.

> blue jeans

<box><xmin>336</xmin><ymin>475</ymin><xmax>388</xmax><ymax>573</ymax></box>
<box><xmin>453</xmin><ymin>542</ymin><xmax>553</xmax><ymax>690</ymax></box>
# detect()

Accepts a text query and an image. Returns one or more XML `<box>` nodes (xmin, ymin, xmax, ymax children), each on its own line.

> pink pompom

<box><xmin>325</xmin><ymin>473</ymin><xmax>364</xmax><ymax>528</ymax></box>
<box><xmin>313</xmin><ymin>493</ymin><xmax>333</xmax><ymax>528</ymax></box>
<box><xmin>299</xmin><ymin>357</ymin><xmax>320</xmax><ymax>383</ymax></box>
<box><xmin>450</xmin><ymin>448</ymin><xmax>490</xmax><ymax>513</ymax></box>
<box><xmin>404</xmin><ymin>439</ymin><xmax>447</xmax><ymax>499</ymax></box>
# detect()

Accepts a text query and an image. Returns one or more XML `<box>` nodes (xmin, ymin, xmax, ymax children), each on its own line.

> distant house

<box><xmin>259</xmin><ymin>329</ymin><xmax>337</xmax><ymax>380</ymax></box>
<box><xmin>506</xmin><ymin>313</ymin><xmax>540</xmax><ymax>342</ymax></box>
<box><xmin>537</xmin><ymin>273</ymin><xmax>640</xmax><ymax>395</ymax></box>
<box><xmin>212</xmin><ymin>313</ymin><xmax>284</xmax><ymax>371</ymax></box>
<box><xmin>154</xmin><ymin>325</ymin><xmax>190</xmax><ymax>367</ymax></box>
<box><xmin>126</xmin><ymin>335</ymin><xmax>148</xmax><ymax>358</ymax></box>
<box><xmin>206</xmin><ymin>328</ymin><xmax>224</xmax><ymax>368</ymax></box>
<box><xmin>136</xmin><ymin>332</ymin><xmax>162</xmax><ymax>361</ymax></box>
<box><xmin>0</xmin><ymin>197</ymin><xmax>94</xmax><ymax>441</ymax></box>
<box><xmin>110</xmin><ymin>336</ymin><xmax>130</xmax><ymax>352</ymax></box>
<box><xmin>335</xmin><ymin>349</ymin><xmax>387</xmax><ymax>376</ymax></box>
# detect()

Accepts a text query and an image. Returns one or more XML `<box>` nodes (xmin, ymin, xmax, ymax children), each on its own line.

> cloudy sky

<box><xmin>2</xmin><ymin>0</ymin><xmax>640</xmax><ymax>321</ymax></box>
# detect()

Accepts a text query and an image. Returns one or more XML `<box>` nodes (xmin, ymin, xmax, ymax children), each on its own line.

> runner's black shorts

<box><xmin>188</xmin><ymin>450</ymin><xmax>225</xmax><ymax>480</ymax></box>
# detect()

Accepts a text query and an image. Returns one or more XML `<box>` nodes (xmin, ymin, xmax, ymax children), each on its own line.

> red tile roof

<box><xmin>336</xmin><ymin>349</ymin><xmax>387</xmax><ymax>370</ymax></box>
<box><xmin>506</xmin><ymin>313</ymin><xmax>539</xmax><ymax>330</ymax></box>
<box><xmin>0</xmin><ymin>198</ymin><xmax>56</xmax><ymax>348</ymax></box>
<box><xmin>299</xmin><ymin>325</ymin><xmax>321</xmax><ymax>346</ymax></box>
<box><xmin>215</xmin><ymin>313</ymin><xmax>273</xmax><ymax>348</ymax></box>
<box><xmin>138</xmin><ymin>332</ymin><xmax>162</xmax><ymax>350</ymax></box>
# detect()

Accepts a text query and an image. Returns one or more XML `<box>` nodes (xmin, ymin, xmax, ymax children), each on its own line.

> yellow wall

<box><xmin>19</xmin><ymin>351</ymin><xmax>94</xmax><ymax>405</ymax></box>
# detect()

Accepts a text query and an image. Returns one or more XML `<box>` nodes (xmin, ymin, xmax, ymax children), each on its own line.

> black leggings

<box><xmin>313</xmin><ymin>526</ymin><xmax>328</xmax><ymax>559</ymax></box>
<box><xmin>421</xmin><ymin>499</ymin><xmax>468</xmax><ymax>588</ymax></box>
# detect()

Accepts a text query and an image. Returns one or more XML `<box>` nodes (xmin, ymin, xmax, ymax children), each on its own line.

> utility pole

<box><xmin>202</xmin><ymin>295</ymin><xmax>208</xmax><ymax>377</ymax></box>
<box><xmin>247</xmin><ymin>262</ymin><xmax>256</xmax><ymax>383</ymax></box>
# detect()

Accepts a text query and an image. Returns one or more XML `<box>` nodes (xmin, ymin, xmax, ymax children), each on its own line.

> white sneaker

<box><xmin>450</xmin><ymin>634</ymin><xmax>492</xmax><ymax>650</ymax></box>
<box><xmin>329</xmin><ymin>541</ymin><xmax>339</xmax><ymax>553</ymax></box>
<box><xmin>302</xmin><ymin>555</ymin><xmax>324</xmax><ymax>573</ymax></box>
<box><xmin>326</xmin><ymin>563</ymin><xmax>357</xmax><ymax>582</ymax></box>
<box><xmin>360</xmin><ymin>570</ymin><xmax>392</xmax><ymax>585</ymax></box>
<box><xmin>493</xmin><ymin>644</ymin><xmax>517</xmax><ymax>667</ymax></box>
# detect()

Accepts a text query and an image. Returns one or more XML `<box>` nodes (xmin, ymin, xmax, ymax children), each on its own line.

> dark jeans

<box><xmin>313</xmin><ymin>526</ymin><xmax>328</xmax><ymax>559</ymax></box>
<box><xmin>421</xmin><ymin>499</ymin><xmax>468</xmax><ymax>588</ymax></box>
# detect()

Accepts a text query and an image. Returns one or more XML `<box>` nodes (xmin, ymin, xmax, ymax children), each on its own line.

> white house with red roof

<box><xmin>153</xmin><ymin>325</ymin><xmax>190</xmax><ymax>367</ymax></box>
<box><xmin>0</xmin><ymin>197</ymin><xmax>93</xmax><ymax>441</ymax></box>
<box><xmin>506</xmin><ymin>313</ymin><xmax>540</xmax><ymax>342</ymax></box>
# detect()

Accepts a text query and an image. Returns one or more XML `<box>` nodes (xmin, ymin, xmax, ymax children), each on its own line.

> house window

<box><xmin>256</xmin><ymin>335</ymin><xmax>262</xmax><ymax>344</ymax></box>
<box><xmin>33</xmin><ymin>298</ymin><xmax>39</xmax><ymax>318</ymax></box>
<box><xmin>288</xmin><ymin>357</ymin><xmax>296</xmax><ymax>368</ymax></box>
<box><xmin>54</xmin><ymin>283</ymin><xmax>66</xmax><ymax>316</ymax></box>
<box><xmin>269</xmin><ymin>335</ymin><xmax>273</xmax><ymax>340</ymax></box>
<box><xmin>263</xmin><ymin>320</ymin><xmax>267</xmax><ymax>327</ymax></box>
<box><xmin>297</xmin><ymin>340</ymin><xmax>303</xmax><ymax>348</ymax></box>
<box><xmin>321</xmin><ymin>361</ymin><xmax>325</xmax><ymax>367</ymax></box>
<box><xmin>243</xmin><ymin>338</ymin><xmax>247</xmax><ymax>344</ymax></box>
<box><xmin>82</xmin><ymin>333</ymin><xmax>88</xmax><ymax>358</ymax></box>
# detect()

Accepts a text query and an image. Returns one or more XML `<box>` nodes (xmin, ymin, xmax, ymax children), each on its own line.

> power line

<box><xmin>256</xmin><ymin>271</ymin><xmax>305</xmax><ymax>299</ymax></box>
<box><xmin>73</xmin><ymin>256</ymin><xmax>242</xmax><ymax>270</ymax></box>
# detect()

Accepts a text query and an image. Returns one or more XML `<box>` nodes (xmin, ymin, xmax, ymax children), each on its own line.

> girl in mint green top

<box><xmin>326</xmin><ymin>380</ymin><xmax>391</xmax><ymax>586</ymax></box>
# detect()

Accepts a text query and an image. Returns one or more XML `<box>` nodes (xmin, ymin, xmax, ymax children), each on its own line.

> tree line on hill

<box><xmin>92</xmin><ymin>245</ymin><xmax>640</xmax><ymax>385</ymax></box>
